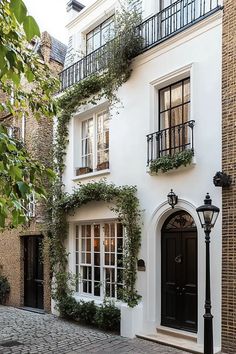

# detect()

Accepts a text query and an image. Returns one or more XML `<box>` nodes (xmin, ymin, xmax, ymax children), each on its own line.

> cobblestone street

<box><xmin>0</xmin><ymin>307</ymin><xmax>189</xmax><ymax>354</ymax></box>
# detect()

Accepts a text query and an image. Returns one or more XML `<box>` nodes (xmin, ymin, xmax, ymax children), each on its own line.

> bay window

<box><xmin>75</xmin><ymin>222</ymin><xmax>124</xmax><ymax>300</ymax></box>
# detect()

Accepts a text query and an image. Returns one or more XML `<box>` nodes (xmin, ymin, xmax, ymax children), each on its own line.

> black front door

<box><xmin>161</xmin><ymin>211</ymin><xmax>197</xmax><ymax>332</ymax></box>
<box><xmin>24</xmin><ymin>236</ymin><xmax>44</xmax><ymax>309</ymax></box>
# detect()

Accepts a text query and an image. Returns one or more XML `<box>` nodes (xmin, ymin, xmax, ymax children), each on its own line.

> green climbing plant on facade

<box><xmin>49</xmin><ymin>0</ymin><xmax>144</xmax><ymax>314</ymax></box>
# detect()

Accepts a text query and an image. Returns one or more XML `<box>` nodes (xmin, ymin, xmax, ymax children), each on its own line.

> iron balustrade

<box><xmin>138</xmin><ymin>0</ymin><xmax>220</xmax><ymax>51</ymax></box>
<box><xmin>59</xmin><ymin>0</ymin><xmax>222</xmax><ymax>91</ymax></box>
<box><xmin>146</xmin><ymin>120</ymin><xmax>195</xmax><ymax>165</ymax></box>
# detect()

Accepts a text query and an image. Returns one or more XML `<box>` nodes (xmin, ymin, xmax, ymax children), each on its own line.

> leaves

<box><xmin>149</xmin><ymin>149</ymin><xmax>194</xmax><ymax>174</ymax></box>
<box><xmin>0</xmin><ymin>0</ymin><xmax>58</xmax><ymax>119</ymax></box>
<box><xmin>23</xmin><ymin>15</ymin><xmax>40</xmax><ymax>41</ymax></box>
<box><xmin>51</xmin><ymin>180</ymin><xmax>142</xmax><ymax>308</ymax></box>
<box><xmin>9</xmin><ymin>0</ymin><xmax>27</xmax><ymax>23</ymax></box>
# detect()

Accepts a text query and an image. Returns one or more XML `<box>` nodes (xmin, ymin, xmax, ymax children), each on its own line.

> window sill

<box><xmin>146</xmin><ymin>156</ymin><xmax>196</xmax><ymax>176</ymax></box>
<box><xmin>73</xmin><ymin>293</ymin><xmax>123</xmax><ymax>308</ymax></box>
<box><xmin>72</xmin><ymin>169</ymin><xmax>110</xmax><ymax>181</ymax></box>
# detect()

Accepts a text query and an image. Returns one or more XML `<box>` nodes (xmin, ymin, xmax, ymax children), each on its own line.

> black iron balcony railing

<box><xmin>139</xmin><ymin>0</ymin><xmax>221</xmax><ymax>51</ymax></box>
<box><xmin>146</xmin><ymin>120</ymin><xmax>195</xmax><ymax>165</ymax></box>
<box><xmin>60</xmin><ymin>0</ymin><xmax>222</xmax><ymax>91</ymax></box>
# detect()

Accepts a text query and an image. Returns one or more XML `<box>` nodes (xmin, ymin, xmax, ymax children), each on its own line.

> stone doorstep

<box><xmin>137</xmin><ymin>329</ymin><xmax>202</xmax><ymax>354</ymax></box>
<box><xmin>18</xmin><ymin>306</ymin><xmax>45</xmax><ymax>314</ymax></box>
<box><xmin>137</xmin><ymin>329</ymin><xmax>222</xmax><ymax>354</ymax></box>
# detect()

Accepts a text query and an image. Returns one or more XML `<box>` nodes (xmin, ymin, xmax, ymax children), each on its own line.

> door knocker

<box><xmin>175</xmin><ymin>254</ymin><xmax>182</xmax><ymax>263</ymax></box>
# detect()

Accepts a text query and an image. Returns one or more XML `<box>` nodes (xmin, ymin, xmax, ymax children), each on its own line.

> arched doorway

<box><xmin>161</xmin><ymin>211</ymin><xmax>197</xmax><ymax>332</ymax></box>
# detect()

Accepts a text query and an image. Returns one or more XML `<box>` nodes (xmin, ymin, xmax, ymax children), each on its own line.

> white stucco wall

<box><xmin>61</xmin><ymin>2</ymin><xmax>223</xmax><ymax>352</ymax></box>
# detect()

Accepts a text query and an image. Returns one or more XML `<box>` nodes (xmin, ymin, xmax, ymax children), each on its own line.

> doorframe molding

<box><xmin>145</xmin><ymin>198</ymin><xmax>204</xmax><ymax>341</ymax></box>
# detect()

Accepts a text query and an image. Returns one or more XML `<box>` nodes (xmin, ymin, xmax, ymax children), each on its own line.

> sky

<box><xmin>23</xmin><ymin>0</ymin><xmax>92</xmax><ymax>45</ymax></box>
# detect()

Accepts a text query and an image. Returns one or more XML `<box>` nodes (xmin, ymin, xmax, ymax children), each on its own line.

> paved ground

<box><xmin>0</xmin><ymin>306</ymin><xmax>188</xmax><ymax>354</ymax></box>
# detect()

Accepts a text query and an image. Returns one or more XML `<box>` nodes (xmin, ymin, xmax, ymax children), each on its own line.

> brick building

<box><xmin>0</xmin><ymin>32</ymin><xmax>66</xmax><ymax>312</ymax></box>
<box><xmin>222</xmin><ymin>0</ymin><xmax>236</xmax><ymax>353</ymax></box>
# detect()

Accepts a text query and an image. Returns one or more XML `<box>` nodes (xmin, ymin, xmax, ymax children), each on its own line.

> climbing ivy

<box><xmin>49</xmin><ymin>0</ymin><xmax>143</xmax><ymax>311</ymax></box>
<box><xmin>50</xmin><ymin>180</ymin><xmax>142</xmax><ymax>308</ymax></box>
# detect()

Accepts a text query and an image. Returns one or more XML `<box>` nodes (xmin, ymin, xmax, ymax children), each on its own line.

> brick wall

<box><xmin>0</xmin><ymin>32</ymin><xmax>64</xmax><ymax>312</ymax></box>
<box><xmin>222</xmin><ymin>0</ymin><xmax>236</xmax><ymax>352</ymax></box>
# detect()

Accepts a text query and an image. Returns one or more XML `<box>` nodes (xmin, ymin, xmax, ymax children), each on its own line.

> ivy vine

<box><xmin>48</xmin><ymin>0</ymin><xmax>144</xmax><ymax>313</ymax></box>
<box><xmin>50</xmin><ymin>180</ymin><xmax>142</xmax><ymax>308</ymax></box>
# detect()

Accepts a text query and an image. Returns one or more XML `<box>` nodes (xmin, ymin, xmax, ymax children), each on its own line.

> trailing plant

<box><xmin>0</xmin><ymin>275</ymin><xmax>10</xmax><ymax>304</ymax></box>
<box><xmin>49</xmin><ymin>0</ymin><xmax>143</xmax><ymax>316</ymax></box>
<box><xmin>50</xmin><ymin>180</ymin><xmax>142</xmax><ymax>309</ymax></box>
<box><xmin>149</xmin><ymin>149</ymin><xmax>194</xmax><ymax>174</ymax></box>
<box><xmin>55</xmin><ymin>0</ymin><xmax>143</xmax><ymax>175</ymax></box>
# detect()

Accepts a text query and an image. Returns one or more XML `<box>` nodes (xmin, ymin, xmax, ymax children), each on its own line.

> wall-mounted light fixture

<box><xmin>167</xmin><ymin>189</ymin><xmax>178</xmax><ymax>209</ymax></box>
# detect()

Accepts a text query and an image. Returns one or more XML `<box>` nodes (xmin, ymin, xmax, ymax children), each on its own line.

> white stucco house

<box><xmin>57</xmin><ymin>0</ymin><xmax>223</xmax><ymax>352</ymax></box>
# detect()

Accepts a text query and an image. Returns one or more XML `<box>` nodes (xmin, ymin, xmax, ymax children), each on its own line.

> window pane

<box><xmin>171</xmin><ymin>106</ymin><xmax>182</xmax><ymax>126</ymax></box>
<box><xmin>93</xmin><ymin>31</ymin><xmax>100</xmax><ymax>50</ymax></box>
<box><xmin>94</xmin><ymin>253</ymin><xmax>100</xmax><ymax>266</ymax></box>
<box><xmin>160</xmin><ymin>87</ymin><xmax>170</xmax><ymax>112</ymax></box>
<box><xmin>94</xmin><ymin>238</ymin><xmax>100</xmax><ymax>252</ymax></box>
<box><xmin>86</xmin><ymin>239</ymin><xmax>91</xmax><ymax>251</ymax></box>
<box><xmin>171</xmin><ymin>83</ymin><xmax>182</xmax><ymax>107</ymax></box>
<box><xmin>94</xmin><ymin>224</ymin><xmax>100</xmax><ymax>238</ymax></box>
<box><xmin>184</xmin><ymin>79</ymin><xmax>190</xmax><ymax>102</ymax></box>
<box><xmin>117</xmin><ymin>223</ymin><xmax>123</xmax><ymax>237</ymax></box>
<box><xmin>160</xmin><ymin>111</ymin><xmax>169</xmax><ymax>130</ymax></box>
<box><xmin>183</xmin><ymin>103</ymin><xmax>190</xmax><ymax>122</ymax></box>
<box><xmin>94</xmin><ymin>267</ymin><xmax>100</xmax><ymax>281</ymax></box>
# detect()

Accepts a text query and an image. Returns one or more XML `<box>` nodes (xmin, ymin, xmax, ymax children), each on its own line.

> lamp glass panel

<box><xmin>203</xmin><ymin>210</ymin><xmax>214</xmax><ymax>225</ymax></box>
<box><xmin>197</xmin><ymin>211</ymin><xmax>205</xmax><ymax>228</ymax></box>
<box><xmin>211</xmin><ymin>211</ymin><xmax>219</xmax><ymax>227</ymax></box>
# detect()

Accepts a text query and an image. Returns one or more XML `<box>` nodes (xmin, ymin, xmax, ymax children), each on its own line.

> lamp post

<box><xmin>196</xmin><ymin>194</ymin><xmax>220</xmax><ymax>354</ymax></box>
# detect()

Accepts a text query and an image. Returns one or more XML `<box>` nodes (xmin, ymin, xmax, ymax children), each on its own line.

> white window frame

<box><xmin>75</xmin><ymin>221</ymin><xmax>124</xmax><ymax>300</ymax></box>
<box><xmin>80</xmin><ymin>109</ymin><xmax>109</xmax><ymax>171</ymax></box>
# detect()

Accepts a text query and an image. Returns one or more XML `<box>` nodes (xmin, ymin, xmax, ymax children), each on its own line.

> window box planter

<box><xmin>75</xmin><ymin>167</ymin><xmax>93</xmax><ymax>176</ymax></box>
<box><xmin>97</xmin><ymin>161</ymin><xmax>109</xmax><ymax>171</ymax></box>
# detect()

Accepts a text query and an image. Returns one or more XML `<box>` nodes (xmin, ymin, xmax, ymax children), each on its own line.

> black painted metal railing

<box><xmin>138</xmin><ymin>0</ymin><xmax>220</xmax><ymax>51</ymax></box>
<box><xmin>146</xmin><ymin>120</ymin><xmax>195</xmax><ymax>165</ymax></box>
<box><xmin>60</xmin><ymin>0</ymin><xmax>221</xmax><ymax>91</ymax></box>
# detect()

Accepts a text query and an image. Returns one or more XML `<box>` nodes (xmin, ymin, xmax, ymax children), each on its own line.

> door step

<box><xmin>18</xmin><ymin>307</ymin><xmax>45</xmax><ymax>314</ymax></box>
<box><xmin>157</xmin><ymin>326</ymin><xmax>197</xmax><ymax>341</ymax></box>
<box><xmin>136</xmin><ymin>330</ymin><xmax>203</xmax><ymax>354</ymax></box>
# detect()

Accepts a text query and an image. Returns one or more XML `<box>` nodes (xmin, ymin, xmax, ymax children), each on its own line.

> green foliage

<box><xmin>149</xmin><ymin>149</ymin><xmax>194</xmax><ymax>174</ymax></box>
<box><xmin>0</xmin><ymin>125</ymin><xmax>55</xmax><ymax>228</ymax></box>
<box><xmin>56</xmin><ymin>295</ymin><xmax>120</xmax><ymax>332</ymax></box>
<box><xmin>50</xmin><ymin>0</ymin><xmax>143</xmax><ymax>312</ymax></box>
<box><xmin>50</xmin><ymin>180</ymin><xmax>142</xmax><ymax>309</ymax></box>
<box><xmin>77</xmin><ymin>300</ymin><xmax>97</xmax><ymax>323</ymax></box>
<box><xmin>0</xmin><ymin>0</ymin><xmax>57</xmax><ymax>227</ymax></box>
<box><xmin>0</xmin><ymin>0</ymin><xmax>58</xmax><ymax>118</ymax></box>
<box><xmin>0</xmin><ymin>275</ymin><xmax>10</xmax><ymax>304</ymax></box>
<box><xmin>95</xmin><ymin>300</ymin><xmax>120</xmax><ymax>331</ymax></box>
<box><xmin>55</xmin><ymin>0</ymin><xmax>142</xmax><ymax>175</ymax></box>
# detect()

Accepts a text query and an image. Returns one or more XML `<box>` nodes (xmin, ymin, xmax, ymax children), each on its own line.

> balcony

<box><xmin>146</xmin><ymin>120</ymin><xmax>195</xmax><ymax>166</ymax></box>
<box><xmin>60</xmin><ymin>0</ymin><xmax>222</xmax><ymax>91</ymax></box>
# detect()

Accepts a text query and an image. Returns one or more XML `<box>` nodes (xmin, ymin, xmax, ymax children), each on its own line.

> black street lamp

<box><xmin>196</xmin><ymin>193</ymin><xmax>220</xmax><ymax>354</ymax></box>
